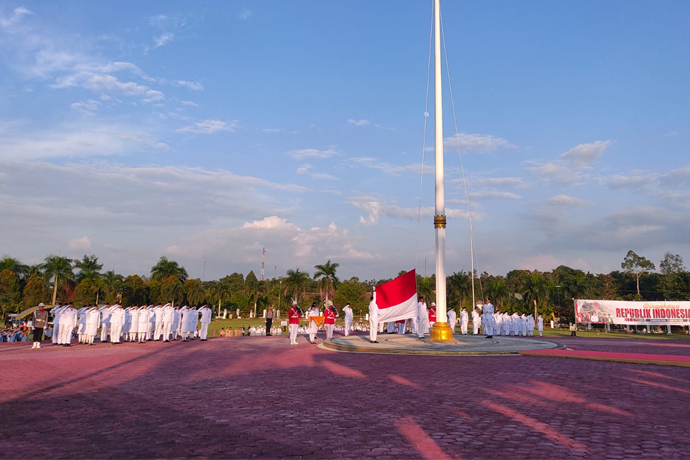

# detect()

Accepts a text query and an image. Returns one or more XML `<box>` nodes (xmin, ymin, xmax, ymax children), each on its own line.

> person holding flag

<box><xmin>324</xmin><ymin>301</ymin><xmax>338</xmax><ymax>340</ymax></box>
<box><xmin>288</xmin><ymin>301</ymin><xmax>302</xmax><ymax>345</ymax></box>
<box><xmin>368</xmin><ymin>293</ymin><xmax>379</xmax><ymax>343</ymax></box>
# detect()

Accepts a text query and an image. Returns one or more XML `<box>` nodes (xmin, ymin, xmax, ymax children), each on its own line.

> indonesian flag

<box><xmin>375</xmin><ymin>269</ymin><xmax>418</xmax><ymax>323</ymax></box>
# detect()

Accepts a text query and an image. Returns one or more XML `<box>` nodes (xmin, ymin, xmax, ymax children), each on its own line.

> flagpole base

<box><xmin>430</xmin><ymin>322</ymin><xmax>454</xmax><ymax>342</ymax></box>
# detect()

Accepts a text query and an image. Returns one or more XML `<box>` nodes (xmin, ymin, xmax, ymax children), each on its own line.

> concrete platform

<box><xmin>322</xmin><ymin>333</ymin><xmax>563</xmax><ymax>355</ymax></box>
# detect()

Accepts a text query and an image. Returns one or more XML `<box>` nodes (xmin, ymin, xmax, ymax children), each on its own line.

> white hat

<box><xmin>431</xmin><ymin>302</ymin><xmax>436</xmax><ymax>307</ymax></box>
<box><xmin>38</xmin><ymin>303</ymin><xmax>44</xmax><ymax>307</ymax></box>
<box><xmin>292</xmin><ymin>300</ymin><xmax>298</xmax><ymax>305</ymax></box>
<box><xmin>327</xmin><ymin>301</ymin><xmax>333</xmax><ymax>306</ymax></box>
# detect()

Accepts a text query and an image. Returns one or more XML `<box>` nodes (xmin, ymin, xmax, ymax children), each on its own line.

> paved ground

<box><xmin>2</xmin><ymin>333</ymin><xmax>690</xmax><ymax>459</ymax></box>
<box><xmin>326</xmin><ymin>334</ymin><xmax>561</xmax><ymax>355</ymax></box>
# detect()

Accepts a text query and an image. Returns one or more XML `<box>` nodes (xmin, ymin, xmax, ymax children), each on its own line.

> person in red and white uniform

<box><xmin>428</xmin><ymin>302</ymin><xmax>437</xmax><ymax>332</ymax></box>
<box><xmin>288</xmin><ymin>301</ymin><xmax>302</xmax><ymax>345</ymax></box>
<box><xmin>324</xmin><ymin>301</ymin><xmax>338</xmax><ymax>340</ymax></box>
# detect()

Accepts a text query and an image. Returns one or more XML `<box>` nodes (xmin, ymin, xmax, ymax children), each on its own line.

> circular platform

<box><xmin>321</xmin><ymin>334</ymin><xmax>563</xmax><ymax>355</ymax></box>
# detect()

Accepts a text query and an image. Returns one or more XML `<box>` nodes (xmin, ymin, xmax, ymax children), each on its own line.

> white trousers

<box><xmin>417</xmin><ymin>317</ymin><xmax>427</xmax><ymax>338</ymax></box>
<box><xmin>162</xmin><ymin>322</ymin><xmax>172</xmax><ymax>341</ymax></box>
<box><xmin>461</xmin><ymin>321</ymin><xmax>468</xmax><ymax>335</ymax></box>
<box><xmin>344</xmin><ymin>319</ymin><xmax>352</xmax><ymax>336</ymax></box>
<box><xmin>397</xmin><ymin>321</ymin><xmax>406</xmax><ymax>334</ymax></box>
<box><xmin>138</xmin><ymin>331</ymin><xmax>147</xmax><ymax>342</ymax></box>
<box><xmin>101</xmin><ymin>323</ymin><xmax>109</xmax><ymax>342</ymax></box>
<box><xmin>369</xmin><ymin>319</ymin><xmax>378</xmax><ymax>342</ymax></box>
<box><xmin>148</xmin><ymin>323</ymin><xmax>154</xmax><ymax>340</ymax></box>
<box><xmin>325</xmin><ymin>324</ymin><xmax>334</xmax><ymax>339</ymax></box>
<box><xmin>110</xmin><ymin>323</ymin><xmax>123</xmax><ymax>343</ymax></box>
<box><xmin>200</xmin><ymin>321</ymin><xmax>210</xmax><ymax>339</ymax></box>
<box><xmin>59</xmin><ymin>324</ymin><xmax>72</xmax><ymax>344</ymax></box>
<box><xmin>154</xmin><ymin>322</ymin><xmax>163</xmax><ymax>340</ymax></box>
<box><xmin>538</xmin><ymin>329</ymin><xmax>543</xmax><ymax>337</ymax></box>
<box><xmin>410</xmin><ymin>317</ymin><xmax>418</xmax><ymax>335</ymax></box>
<box><xmin>473</xmin><ymin>321</ymin><xmax>480</xmax><ymax>335</ymax></box>
<box><xmin>52</xmin><ymin>324</ymin><xmax>59</xmax><ymax>344</ymax></box>
<box><xmin>289</xmin><ymin>324</ymin><xmax>299</xmax><ymax>343</ymax></box>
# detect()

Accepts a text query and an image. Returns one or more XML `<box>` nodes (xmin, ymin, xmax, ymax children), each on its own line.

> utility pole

<box><xmin>260</xmin><ymin>247</ymin><xmax>266</xmax><ymax>281</ymax></box>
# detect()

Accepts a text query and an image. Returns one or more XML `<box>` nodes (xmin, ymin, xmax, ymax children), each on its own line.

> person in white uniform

<box><xmin>152</xmin><ymin>305</ymin><xmax>164</xmax><ymax>341</ymax></box>
<box><xmin>85</xmin><ymin>307</ymin><xmax>100</xmax><ymax>345</ymax></box>
<box><xmin>368</xmin><ymin>294</ymin><xmax>379</xmax><ymax>343</ymax></box>
<box><xmin>171</xmin><ymin>306</ymin><xmax>180</xmax><ymax>340</ymax></box>
<box><xmin>460</xmin><ymin>307</ymin><xmax>469</xmax><ymax>335</ymax></box>
<box><xmin>188</xmin><ymin>306</ymin><xmax>199</xmax><ymax>339</ymax></box>
<box><xmin>137</xmin><ymin>306</ymin><xmax>150</xmax><ymax>343</ymax></box>
<box><xmin>199</xmin><ymin>305</ymin><xmax>212</xmax><ymax>340</ymax></box>
<box><xmin>109</xmin><ymin>304</ymin><xmax>124</xmax><ymax>344</ymax></box>
<box><xmin>447</xmin><ymin>307</ymin><xmax>457</xmax><ymax>334</ymax></box>
<box><xmin>51</xmin><ymin>305</ymin><xmax>64</xmax><ymax>345</ymax></box>
<box><xmin>537</xmin><ymin>314</ymin><xmax>544</xmax><ymax>337</ymax></box>
<box><xmin>472</xmin><ymin>307</ymin><xmax>481</xmax><ymax>335</ymax></box>
<box><xmin>59</xmin><ymin>304</ymin><xmax>78</xmax><ymax>346</ymax></box>
<box><xmin>417</xmin><ymin>297</ymin><xmax>428</xmax><ymax>339</ymax></box>
<box><xmin>99</xmin><ymin>305</ymin><xmax>112</xmax><ymax>343</ymax></box>
<box><xmin>162</xmin><ymin>303</ymin><xmax>174</xmax><ymax>342</ymax></box>
<box><xmin>288</xmin><ymin>301</ymin><xmax>302</xmax><ymax>345</ymax></box>
<box><xmin>179</xmin><ymin>306</ymin><xmax>190</xmax><ymax>341</ymax></box>
<box><xmin>128</xmin><ymin>307</ymin><xmax>139</xmax><ymax>342</ymax></box>
<box><xmin>307</xmin><ymin>304</ymin><xmax>320</xmax><ymax>344</ymax></box>
<box><xmin>483</xmin><ymin>299</ymin><xmax>494</xmax><ymax>338</ymax></box>
<box><xmin>77</xmin><ymin>307</ymin><xmax>88</xmax><ymax>344</ymax></box>
<box><xmin>343</xmin><ymin>303</ymin><xmax>353</xmax><ymax>337</ymax></box>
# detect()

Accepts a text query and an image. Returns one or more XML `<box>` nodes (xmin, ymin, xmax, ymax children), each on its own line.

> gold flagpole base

<box><xmin>429</xmin><ymin>322</ymin><xmax>454</xmax><ymax>342</ymax></box>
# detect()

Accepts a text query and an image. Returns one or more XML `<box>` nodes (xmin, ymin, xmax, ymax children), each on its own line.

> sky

<box><xmin>0</xmin><ymin>0</ymin><xmax>688</xmax><ymax>281</ymax></box>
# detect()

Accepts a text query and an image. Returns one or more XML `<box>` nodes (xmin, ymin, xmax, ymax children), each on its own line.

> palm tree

<box><xmin>100</xmin><ymin>270</ymin><xmax>124</xmax><ymax>304</ymax></box>
<box><xmin>416</xmin><ymin>275</ymin><xmax>435</xmax><ymax>303</ymax></box>
<box><xmin>161</xmin><ymin>276</ymin><xmax>184</xmax><ymax>306</ymax></box>
<box><xmin>447</xmin><ymin>271</ymin><xmax>472</xmax><ymax>309</ymax></box>
<box><xmin>74</xmin><ymin>254</ymin><xmax>103</xmax><ymax>282</ymax></box>
<box><xmin>485</xmin><ymin>278</ymin><xmax>510</xmax><ymax>311</ymax></box>
<box><xmin>522</xmin><ymin>272</ymin><xmax>549</xmax><ymax>317</ymax></box>
<box><xmin>150</xmin><ymin>256</ymin><xmax>188</xmax><ymax>283</ymax></box>
<box><xmin>0</xmin><ymin>256</ymin><xmax>29</xmax><ymax>279</ymax></box>
<box><xmin>283</xmin><ymin>268</ymin><xmax>311</xmax><ymax>301</ymax></box>
<box><xmin>314</xmin><ymin>260</ymin><xmax>340</xmax><ymax>302</ymax></box>
<box><xmin>41</xmin><ymin>255</ymin><xmax>75</xmax><ymax>306</ymax></box>
<box><xmin>185</xmin><ymin>279</ymin><xmax>205</xmax><ymax>306</ymax></box>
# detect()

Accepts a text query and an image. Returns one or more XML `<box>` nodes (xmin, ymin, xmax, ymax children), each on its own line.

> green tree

<box><xmin>621</xmin><ymin>250</ymin><xmax>656</xmax><ymax>298</ymax></box>
<box><xmin>416</xmin><ymin>275</ymin><xmax>435</xmax><ymax>303</ymax></box>
<box><xmin>41</xmin><ymin>255</ymin><xmax>75</xmax><ymax>306</ymax></box>
<box><xmin>123</xmin><ymin>275</ymin><xmax>147</xmax><ymax>306</ymax></box>
<box><xmin>101</xmin><ymin>270</ymin><xmax>124</xmax><ymax>304</ymax></box>
<box><xmin>447</xmin><ymin>271</ymin><xmax>473</xmax><ymax>309</ymax></box>
<box><xmin>660</xmin><ymin>252</ymin><xmax>685</xmax><ymax>275</ymax></box>
<box><xmin>283</xmin><ymin>269</ymin><xmax>311</xmax><ymax>301</ymax></box>
<box><xmin>185</xmin><ymin>278</ymin><xmax>205</xmax><ymax>306</ymax></box>
<box><xmin>314</xmin><ymin>260</ymin><xmax>340</xmax><ymax>302</ymax></box>
<box><xmin>0</xmin><ymin>269</ymin><xmax>22</xmax><ymax>315</ymax></box>
<box><xmin>72</xmin><ymin>278</ymin><xmax>99</xmax><ymax>307</ymax></box>
<box><xmin>74</xmin><ymin>254</ymin><xmax>103</xmax><ymax>282</ymax></box>
<box><xmin>0</xmin><ymin>256</ymin><xmax>29</xmax><ymax>280</ymax></box>
<box><xmin>484</xmin><ymin>278</ymin><xmax>510</xmax><ymax>311</ymax></box>
<box><xmin>22</xmin><ymin>274</ymin><xmax>50</xmax><ymax>308</ymax></box>
<box><xmin>150</xmin><ymin>256</ymin><xmax>188</xmax><ymax>283</ymax></box>
<box><xmin>161</xmin><ymin>276</ymin><xmax>184</xmax><ymax>306</ymax></box>
<box><xmin>522</xmin><ymin>272</ymin><xmax>549</xmax><ymax>317</ymax></box>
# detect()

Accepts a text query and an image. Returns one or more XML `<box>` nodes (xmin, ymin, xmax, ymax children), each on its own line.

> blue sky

<box><xmin>1</xmin><ymin>1</ymin><xmax>688</xmax><ymax>281</ymax></box>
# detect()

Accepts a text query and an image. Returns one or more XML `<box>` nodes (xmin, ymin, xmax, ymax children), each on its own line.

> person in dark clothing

<box><xmin>32</xmin><ymin>303</ymin><xmax>49</xmax><ymax>349</ymax></box>
<box><xmin>265</xmin><ymin>306</ymin><xmax>274</xmax><ymax>336</ymax></box>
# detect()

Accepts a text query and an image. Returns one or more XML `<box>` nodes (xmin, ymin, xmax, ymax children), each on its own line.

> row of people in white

<box><xmin>51</xmin><ymin>304</ymin><xmax>213</xmax><ymax>345</ymax></box>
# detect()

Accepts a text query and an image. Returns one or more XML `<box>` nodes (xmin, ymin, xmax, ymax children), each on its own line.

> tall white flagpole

<box><xmin>430</xmin><ymin>0</ymin><xmax>452</xmax><ymax>341</ymax></box>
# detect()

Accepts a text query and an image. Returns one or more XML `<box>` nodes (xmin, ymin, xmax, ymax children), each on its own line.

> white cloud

<box><xmin>468</xmin><ymin>191</ymin><xmax>522</xmax><ymax>200</ymax></box>
<box><xmin>180</xmin><ymin>100</ymin><xmax>199</xmax><ymax>107</ymax></box>
<box><xmin>153</xmin><ymin>32</ymin><xmax>174</xmax><ymax>48</ymax></box>
<box><xmin>548</xmin><ymin>195</ymin><xmax>594</xmax><ymax>207</ymax></box>
<box><xmin>289</xmin><ymin>147</ymin><xmax>340</xmax><ymax>160</ymax></box>
<box><xmin>443</xmin><ymin>133</ymin><xmax>516</xmax><ymax>153</ymax></box>
<box><xmin>349</xmin><ymin>157</ymin><xmax>433</xmax><ymax>177</ymax></box>
<box><xmin>559</xmin><ymin>140</ymin><xmax>612</xmax><ymax>169</ymax></box>
<box><xmin>177</xmin><ymin>80</ymin><xmax>204</xmax><ymax>91</ymax></box>
<box><xmin>296</xmin><ymin>163</ymin><xmax>337</xmax><ymax>180</ymax></box>
<box><xmin>0</xmin><ymin>6</ymin><xmax>32</xmax><ymax>29</ymax></box>
<box><xmin>239</xmin><ymin>7</ymin><xmax>253</xmax><ymax>20</ymax></box>
<box><xmin>177</xmin><ymin>119</ymin><xmax>237</xmax><ymax>134</ymax></box>
<box><xmin>71</xmin><ymin>99</ymin><xmax>101</xmax><ymax>115</ymax></box>
<box><xmin>348</xmin><ymin>196</ymin><xmax>471</xmax><ymax>226</ymax></box>
<box><xmin>528</xmin><ymin>162</ymin><xmax>587</xmax><ymax>185</ymax></box>
<box><xmin>166</xmin><ymin>216</ymin><xmax>379</xmax><ymax>269</ymax></box>
<box><xmin>348</xmin><ymin>119</ymin><xmax>370</xmax><ymax>127</ymax></box>
<box><xmin>261</xmin><ymin>128</ymin><xmax>285</xmax><ymax>132</ymax></box>
<box><xmin>54</xmin><ymin>72</ymin><xmax>165</xmax><ymax>102</ymax></box>
<box><xmin>472</xmin><ymin>176</ymin><xmax>529</xmax><ymax>189</ymax></box>
<box><xmin>296</xmin><ymin>164</ymin><xmax>311</xmax><ymax>174</ymax></box>
<box><xmin>0</xmin><ymin>123</ymin><xmax>169</xmax><ymax>160</ymax></box>
<box><xmin>149</xmin><ymin>14</ymin><xmax>168</xmax><ymax>26</ymax></box>
<box><xmin>68</xmin><ymin>236</ymin><xmax>92</xmax><ymax>250</ymax></box>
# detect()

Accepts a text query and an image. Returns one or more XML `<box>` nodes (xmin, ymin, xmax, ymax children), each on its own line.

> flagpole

<box><xmin>430</xmin><ymin>0</ymin><xmax>453</xmax><ymax>342</ymax></box>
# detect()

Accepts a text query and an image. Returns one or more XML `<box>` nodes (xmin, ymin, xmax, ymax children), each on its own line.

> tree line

<box><xmin>0</xmin><ymin>250</ymin><xmax>688</xmax><ymax>322</ymax></box>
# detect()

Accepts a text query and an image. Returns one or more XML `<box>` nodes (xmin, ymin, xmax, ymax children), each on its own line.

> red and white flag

<box><xmin>375</xmin><ymin>269</ymin><xmax>418</xmax><ymax>323</ymax></box>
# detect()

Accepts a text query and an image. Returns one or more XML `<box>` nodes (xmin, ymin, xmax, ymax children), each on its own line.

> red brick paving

<box><xmin>2</xmin><ymin>334</ymin><xmax>690</xmax><ymax>459</ymax></box>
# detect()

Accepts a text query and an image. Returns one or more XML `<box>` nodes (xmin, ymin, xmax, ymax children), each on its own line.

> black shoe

<box><xmin>371</xmin><ymin>341</ymin><xmax>379</xmax><ymax>343</ymax></box>
<box><xmin>486</xmin><ymin>335</ymin><xmax>493</xmax><ymax>339</ymax></box>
